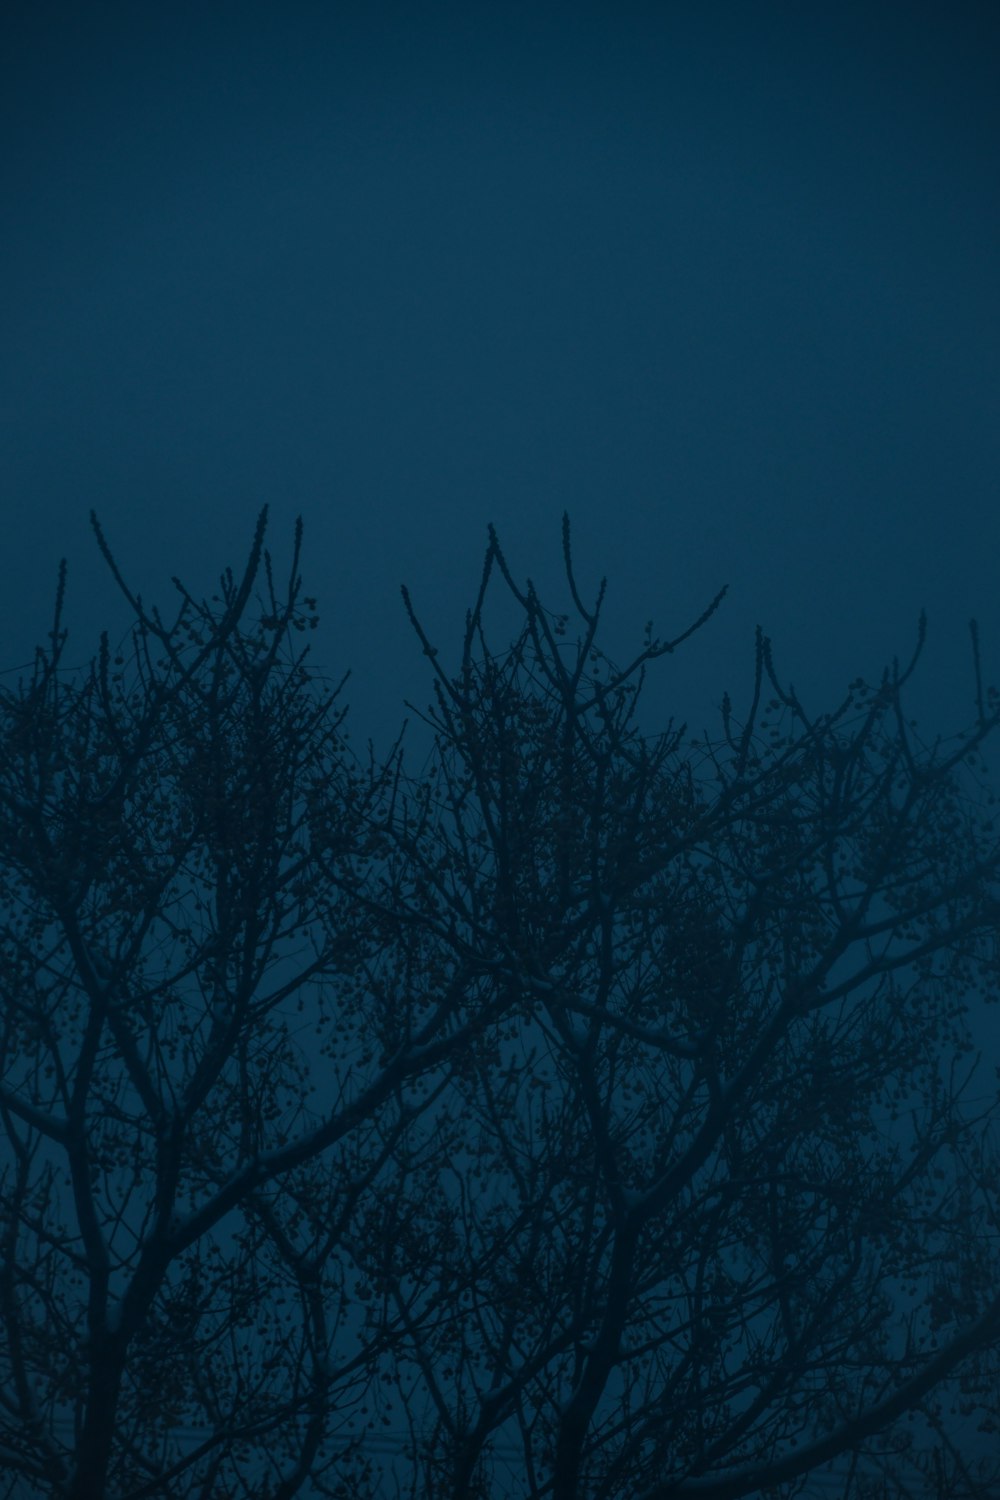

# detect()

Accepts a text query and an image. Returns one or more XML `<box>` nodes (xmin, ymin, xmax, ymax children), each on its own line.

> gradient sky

<box><xmin>3</xmin><ymin>8</ymin><xmax>1000</xmax><ymax>1469</ymax></box>
<box><xmin>3</xmin><ymin>2</ymin><xmax>998</xmax><ymax>762</ymax></box>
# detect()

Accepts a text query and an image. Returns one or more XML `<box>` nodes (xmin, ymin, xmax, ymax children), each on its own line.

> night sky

<box><xmin>2</xmin><ymin>9</ymin><xmax>1000</xmax><ymax>1479</ymax></box>
<box><xmin>3</xmin><ymin>2</ymin><xmax>999</xmax><ymax>763</ymax></box>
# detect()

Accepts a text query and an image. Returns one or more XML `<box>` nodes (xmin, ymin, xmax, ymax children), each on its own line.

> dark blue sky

<box><xmin>4</xmin><ymin>13</ymin><xmax>999</xmax><ymax>1473</ymax></box>
<box><xmin>3</xmin><ymin>2</ymin><xmax>998</xmax><ymax>755</ymax></box>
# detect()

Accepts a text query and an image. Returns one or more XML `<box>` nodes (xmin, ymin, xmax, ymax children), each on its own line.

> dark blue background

<box><xmin>3</xmin><ymin>2</ymin><xmax>998</xmax><ymax>757</ymax></box>
<box><xmin>2</xmin><ymin>6</ymin><xmax>1000</xmax><ymax>1471</ymax></box>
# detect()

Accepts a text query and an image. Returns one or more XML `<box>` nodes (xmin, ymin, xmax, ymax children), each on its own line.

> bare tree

<box><xmin>374</xmin><ymin>520</ymin><xmax>1000</xmax><ymax>1499</ymax></box>
<box><xmin>0</xmin><ymin>512</ymin><xmax>509</xmax><ymax>1498</ymax></box>
<box><xmin>2</xmin><ymin>513</ymin><xmax>999</xmax><ymax>1498</ymax></box>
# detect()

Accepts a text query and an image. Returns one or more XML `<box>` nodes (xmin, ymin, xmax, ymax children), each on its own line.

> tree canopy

<box><xmin>1</xmin><ymin>512</ymin><xmax>999</xmax><ymax>1498</ymax></box>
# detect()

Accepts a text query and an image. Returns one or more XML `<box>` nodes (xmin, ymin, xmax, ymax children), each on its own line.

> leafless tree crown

<box><xmin>1</xmin><ymin>512</ymin><xmax>999</xmax><ymax>1498</ymax></box>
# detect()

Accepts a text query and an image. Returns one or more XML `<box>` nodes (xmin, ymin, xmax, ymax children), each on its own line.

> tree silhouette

<box><xmin>1</xmin><ymin>513</ymin><xmax>999</xmax><ymax>1498</ymax></box>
